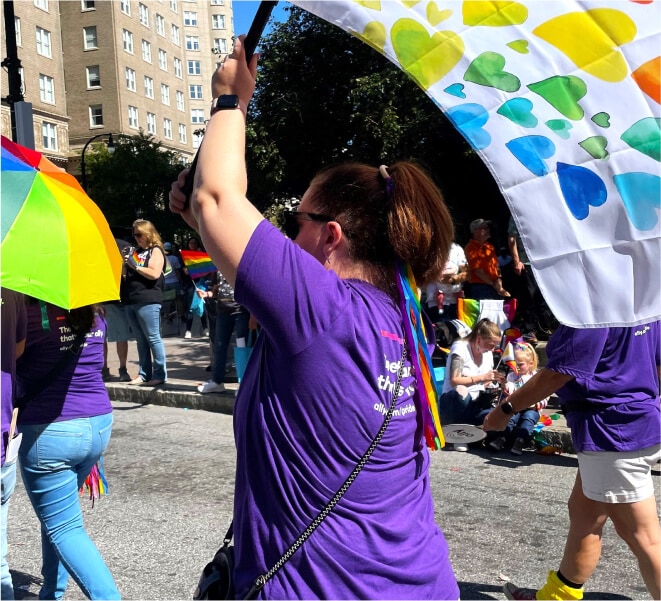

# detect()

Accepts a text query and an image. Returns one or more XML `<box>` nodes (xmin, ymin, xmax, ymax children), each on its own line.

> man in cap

<box><xmin>464</xmin><ymin>219</ymin><xmax>510</xmax><ymax>300</ymax></box>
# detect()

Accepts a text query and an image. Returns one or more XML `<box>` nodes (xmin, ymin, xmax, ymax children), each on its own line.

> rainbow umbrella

<box><xmin>1</xmin><ymin>135</ymin><xmax>121</xmax><ymax>309</ymax></box>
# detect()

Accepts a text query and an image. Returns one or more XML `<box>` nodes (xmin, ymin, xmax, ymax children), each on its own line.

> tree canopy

<box><xmin>84</xmin><ymin>131</ymin><xmax>188</xmax><ymax>242</ymax></box>
<box><xmin>245</xmin><ymin>6</ymin><xmax>507</xmax><ymax>242</ymax></box>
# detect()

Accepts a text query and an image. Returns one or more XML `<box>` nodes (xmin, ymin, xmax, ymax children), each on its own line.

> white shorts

<box><xmin>578</xmin><ymin>444</ymin><xmax>661</xmax><ymax>504</ymax></box>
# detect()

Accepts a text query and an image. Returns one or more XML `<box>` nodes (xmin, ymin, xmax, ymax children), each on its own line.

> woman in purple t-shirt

<box><xmin>16</xmin><ymin>301</ymin><xmax>119</xmax><ymax>600</ymax></box>
<box><xmin>169</xmin><ymin>37</ymin><xmax>459</xmax><ymax>600</ymax></box>
<box><xmin>484</xmin><ymin>323</ymin><xmax>661</xmax><ymax>600</ymax></box>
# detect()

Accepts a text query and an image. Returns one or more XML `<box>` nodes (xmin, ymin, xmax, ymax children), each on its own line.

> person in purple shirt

<box><xmin>1</xmin><ymin>288</ymin><xmax>27</xmax><ymax>600</ymax></box>
<box><xmin>16</xmin><ymin>300</ymin><xmax>119</xmax><ymax>600</ymax></box>
<box><xmin>484</xmin><ymin>323</ymin><xmax>661</xmax><ymax>600</ymax></box>
<box><xmin>169</xmin><ymin>36</ymin><xmax>459</xmax><ymax>600</ymax></box>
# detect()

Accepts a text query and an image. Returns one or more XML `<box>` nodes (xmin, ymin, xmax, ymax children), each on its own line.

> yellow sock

<box><xmin>536</xmin><ymin>570</ymin><xmax>583</xmax><ymax>600</ymax></box>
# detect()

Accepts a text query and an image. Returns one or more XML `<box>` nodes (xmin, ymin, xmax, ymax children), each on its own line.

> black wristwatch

<box><xmin>500</xmin><ymin>401</ymin><xmax>514</xmax><ymax>415</ymax></box>
<box><xmin>210</xmin><ymin>94</ymin><xmax>240</xmax><ymax>116</ymax></box>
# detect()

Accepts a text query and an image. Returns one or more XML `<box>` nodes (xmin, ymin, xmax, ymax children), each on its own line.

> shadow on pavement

<box><xmin>459</xmin><ymin>580</ymin><xmax>636</xmax><ymax>600</ymax></box>
<box><xmin>10</xmin><ymin>570</ymin><xmax>40</xmax><ymax>599</ymax></box>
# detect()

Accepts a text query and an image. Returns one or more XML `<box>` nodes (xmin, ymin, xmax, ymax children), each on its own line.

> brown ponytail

<box><xmin>308</xmin><ymin>161</ymin><xmax>454</xmax><ymax>290</ymax></box>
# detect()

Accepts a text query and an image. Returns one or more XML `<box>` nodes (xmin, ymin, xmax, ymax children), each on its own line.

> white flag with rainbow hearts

<box><xmin>291</xmin><ymin>0</ymin><xmax>661</xmax><ymax>328</ymax></box>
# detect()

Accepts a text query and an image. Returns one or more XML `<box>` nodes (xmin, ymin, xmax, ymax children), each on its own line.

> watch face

<box><xmin>216</xmin><ymin>95</ymin><xmax>239</xmax><ymax>110</ymax></box>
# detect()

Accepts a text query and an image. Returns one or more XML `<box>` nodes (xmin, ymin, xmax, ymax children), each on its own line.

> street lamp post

<box><xmin>81</xmin><ymin>132</ymin><xmax>115</xmax><ymax>191</ymax></box>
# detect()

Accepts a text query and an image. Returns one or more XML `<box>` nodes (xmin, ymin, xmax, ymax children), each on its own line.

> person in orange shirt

<box><xmin>464</xmin><ymin>219</ymin><xmax>510</xmax><ymax>300</ymax></box>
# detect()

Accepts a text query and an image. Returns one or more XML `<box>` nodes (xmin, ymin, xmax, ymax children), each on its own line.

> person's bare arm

<box><xmin>169</xmin><ymin>36</ymin><xmax>263</xmax><ymax>287</ymax></box>
<box><xmin>483</xmin><ymin>368</ymin><xmax>573</xmax><ymax>431</ymax></box>
<box><xmin>508</xmin><ymin>233</ymin><xmax>525</xmax><ymax>275</ymax></box>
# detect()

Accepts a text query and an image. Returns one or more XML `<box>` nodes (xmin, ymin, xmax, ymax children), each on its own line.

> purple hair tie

<box><xmin>379</xmin><ymin>164</ymin><xmax>394</xmax><ymax>200</ymax></box>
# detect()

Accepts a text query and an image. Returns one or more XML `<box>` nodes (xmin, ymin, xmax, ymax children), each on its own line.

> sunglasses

<box><xmin>282</xmin><ymin>210</ymin><xmax>332</xmax><ymax>240</ymax></box>
<box><xmin>133</xmin><ymin>232</ymin><xmax>144</xmax><ymax>237</ymax></box>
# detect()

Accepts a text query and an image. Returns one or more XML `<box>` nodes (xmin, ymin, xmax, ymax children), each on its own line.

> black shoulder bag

<box><xmin>193</xmin><ymin>344</ymin><xmax>408</xmax><ymax>600</ymax></box>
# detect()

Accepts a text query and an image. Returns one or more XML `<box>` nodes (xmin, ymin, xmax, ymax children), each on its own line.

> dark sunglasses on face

<box><xmin>282</xmin><ymin>210</ymin><xmax>332</xmax><ymax>240</ymax></box>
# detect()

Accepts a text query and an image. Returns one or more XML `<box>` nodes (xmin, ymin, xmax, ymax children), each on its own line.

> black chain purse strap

<box><xmin>236</xmin><ymin>341</ymin><xmax>409</xmax><ymax>599</ymax></box>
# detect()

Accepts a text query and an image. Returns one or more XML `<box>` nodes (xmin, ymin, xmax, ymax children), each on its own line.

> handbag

<box><xmin>193</xmin><ymin>344</ymin><xmax>408</xmax><ymax>600</ymax></box>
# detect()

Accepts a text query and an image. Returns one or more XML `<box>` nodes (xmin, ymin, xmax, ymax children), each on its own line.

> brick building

<box><xmin>1</xmin><ymin>0</ymin><xmax>234</xmax><ymax>169</ymax></box>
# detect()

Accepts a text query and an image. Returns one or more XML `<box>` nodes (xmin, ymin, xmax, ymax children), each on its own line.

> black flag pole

<box><xmin>180</xmin><ymin>1</ymin><xmax>278</xmax><ymax>205</ymax></box>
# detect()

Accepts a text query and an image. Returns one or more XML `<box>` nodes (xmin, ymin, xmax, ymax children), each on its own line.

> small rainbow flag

<box><xmin>180</xmin><ymin>250</ymin><xmax>216</xmax><ymax>279</ymax></box>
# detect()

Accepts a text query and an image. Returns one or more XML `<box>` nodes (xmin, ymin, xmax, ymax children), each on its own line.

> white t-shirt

<box><xmin>441</xmin><ymin>338</ymin><xmax>494</xmax><ymax>399</ymax></box>
<box><xmin>425</xmin><ymin>242</ymin><xmax>467</xmax><ymax>307</ymax></box>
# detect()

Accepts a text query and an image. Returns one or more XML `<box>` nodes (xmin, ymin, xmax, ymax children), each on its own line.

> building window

<box><xmin>213</xmin><ymin>38</ymin><xmax>227</xmax><ymax>54</ymax></box>
<box><xmin>169</xmin><ymin>0</ymin><xmax>177</xmax><ymax>12</ymax></box>
<box><xmin>81</xmin><ymin>0</ymin><xmax>95</xmax><ymax>10</ymax></box>
<box><xmin>163</xmin><ymin>118</ymin><xmax>172</xmax><ymax>139</ymax></box>
<box><xmin>189</xmin><ymin>84</ymin><xmax>203</xmax><ymax>100</ymax></box>
<box><xmin>34</xmin><ymin>0</ymin><xmax>49</xmax><ymax>12</ymax></box>
<box><xmin>39</xmin><ymin>74</ymin><xmax>55</xmax><ymax>104</ymax></box>
<box><xmin>120</xmin><ymin>0</ymin><xmax>130</xmax><ymax>15</ymax></box>
<box><xmin>139</xmin><ymin>3</ymin><xmax>149</xmax><ymax>26</ymax></box>
<box><xmin>142</xmin><ymin>39</ymin><xmax>151</xmax><ymax>62</ymax></box>
<box><xmin>86</xmin><ymin>65</ymin><xmax>101</xmax><ymax>87</ymax></box>
<box><xmin>178</xmin><ymin>123</ymin><xmax>187</xmax><ymax>143</ymax></box>
<box><xmin>83</xmin><ymin>26</ymin><xmax>97</xmax><ymax>50</ymax></box>
<box><xmin>161</xmin><ymin>83</ymin><xmax>170</xmax><ymax>105</ymax></box>
<box><xmin>144</xmin><ymin>76</ymin><xmax>154</xmax><ymax>98</ymax></box>
<box><xmin>125</xmin><ymin>67</ymin><xmax>136</xmax><ymax>91</ymax></box>
<box><xmin>187</xmin><ymin>60</ymin><xmax>201</xmax><ymax>76</ymax></box>
<box><xmin>89</xmin><ymin>104</ymin><xmax>103</xmax><ymax>127</ymax></box>
<box><xmin>36</xmin><ymin>27</ymin><xmax>52</xmax><ymax>57</ymax></box>
<box><xmin>192</xmin><ymin>131</ymin><xmax>202</xmax><ymax>149</ymax></box>
<box><xmin>176</xmin><ymin>90</ymin><xmax>185</xmax><ymax>111</ymax></box>
<box><xmin>173</xmin><ymin>57</ymin><xmax>182</xmax><ymax>78</ymax></box>
<box><xmin>156</xmin><ymin>14</ymin><xmax>165</xmax><ymax>36</ymax></box>
<box><xmin>42</xmin><ymin>122</ymin><xmax>57</xmax><ymax>150</ymax></box>
<box><xmin>158</xmin><ymin>49</ymin><xmax>167</xmax><ymax>70</ymax></box>
<box><xmin>147</xmin><ymin>112</ymin><xmax>156</xmax><ymax>134</ymax></box>
<box><xmin>183</xmin><ymin>11</ymin><xmax>197</xmax><ymax>26</ymax></box>
<box><xmin>191</xmin><ymin>108</ymin><xmax>205</xmax><ymax>124</ymax></box>
<box><xmin>128</xmin><ymin>105</ymin><xmax>139</xmax><ymax>129</ymax></box>
<box><xmin>171</xmin><ymin>24</ymin><xmax>180</xmax><ymax>45</ymax></box>
<box><xmin>212</xmin><ymin>14</ymin><xmax>225</xmax><ymax>29</ymax></box>
<box><xmin>185</xmin><ymin>35</ymin><xmax>199</xmax><ymax>51</ymax></box>
<box><xmin>122</xmin><ymin>29</ymin><xmax>133</xmax><ymax>53</ymax></box>
<box><xmin>210</xmin><ymin>0</ymin><xmax>224</xmax><ymax>5</ymax></box>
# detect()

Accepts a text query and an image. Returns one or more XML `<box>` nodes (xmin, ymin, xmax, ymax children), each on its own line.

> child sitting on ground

<box><xmin>489</xmin><ymin>341</ymin><xmax>548</xmax><ymax>455</ymax></box>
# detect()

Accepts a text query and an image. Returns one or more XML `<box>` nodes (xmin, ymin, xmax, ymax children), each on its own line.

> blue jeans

<box><xmin>125</xmin><ymin>302</ymin><xmax>167</xmax><ymax>381</ymax></box>
<box><xmin>505</xmin><ymin>408</ymin><xmax>540</xmax><ymax>441</ymax></box>
<box><xmin>213</xmin><ymin>308</ymin><xmax>249</xmax><ymax>384</ymax></box>
<box><xmin>1</xmin><ymin>460</ymin><xmax>17</xmax><ymax>600</ymax></box>
<box><xmin>467</xmin><ymin>283</ymin><xmax>502</xmax><ymax>300</ymax></box>
<box><xmin>439</xmin><ymin>389</ymin><xmax>493</xmax><ymax>426</ymax></box>
<box><xmin>18</xmin><ymin>415</ymin><xmax>120</xmax><ymax>600</ymax></box>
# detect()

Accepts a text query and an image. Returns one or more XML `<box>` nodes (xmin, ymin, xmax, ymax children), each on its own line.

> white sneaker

<box><xmin>184</xmin><ymin>331</ymin><xmax>192</xmax><ymax>339</ymax></box>
<box><xmin>453</xmin><ymin>443</ymin><xmax>469</xmax><ymax>452</ymax></box>
<box><xmin>197</xmin><ymin>380</ymin><xmax>225</xmax><ymax>394</ymax></box>
<box><xmin>201</xmin><ymin>328</ymin><xmax>209</xmax><ymax>337</ymax></box>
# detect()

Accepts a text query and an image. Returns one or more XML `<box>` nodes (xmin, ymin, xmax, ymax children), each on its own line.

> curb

<box><xmin>106</xmin><ymin>383</ymin><xmax>576</xmax><ymax>455</ymax></box>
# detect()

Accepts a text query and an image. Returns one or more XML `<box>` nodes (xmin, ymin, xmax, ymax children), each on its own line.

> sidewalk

<box><xmin>104</xmin><ymin>325</ymin><xmax>575</xmax><ymax>454</ymax></box>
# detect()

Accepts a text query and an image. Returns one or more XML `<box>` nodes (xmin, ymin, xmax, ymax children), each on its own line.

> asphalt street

<box><xmin>7</xmin><ymin>401</ymin><xmax>657</xmax><ymax>600</ymax></box>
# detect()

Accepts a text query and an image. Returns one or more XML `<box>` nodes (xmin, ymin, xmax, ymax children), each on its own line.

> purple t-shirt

<box><xmin>233</xmin><ymin>220</ymin><xmax>458</xmax><ymax>600</ymax></box>
<box><xmin>1</xmin><ymin>288</ymin><xmax>27</xmax><ymax>465</ymax></box>
<box><xmin>16</xmin><ymin>303</ymin><xmax>112</xmax><ymax>426</ymax></box>
<box><xmin>545</xmin><ymin>323</ymin><xmax>660</xmax><ymax>452</ymax></box>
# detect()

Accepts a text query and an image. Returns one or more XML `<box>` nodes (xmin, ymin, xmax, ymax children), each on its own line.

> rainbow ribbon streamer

<box><xmin>396</xmin><ymin>262</ymin><xmax>445</xmax><ymax>450</ymax></box>
<box><xmin>180</xmin><ymin>250</ymin><xmax>217</xmax><ymax>279</ymax></box>
<box><xmin>79</xmin><ymin>457</ymin><xmax>109</xmax><ymax>508</ymax></box>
